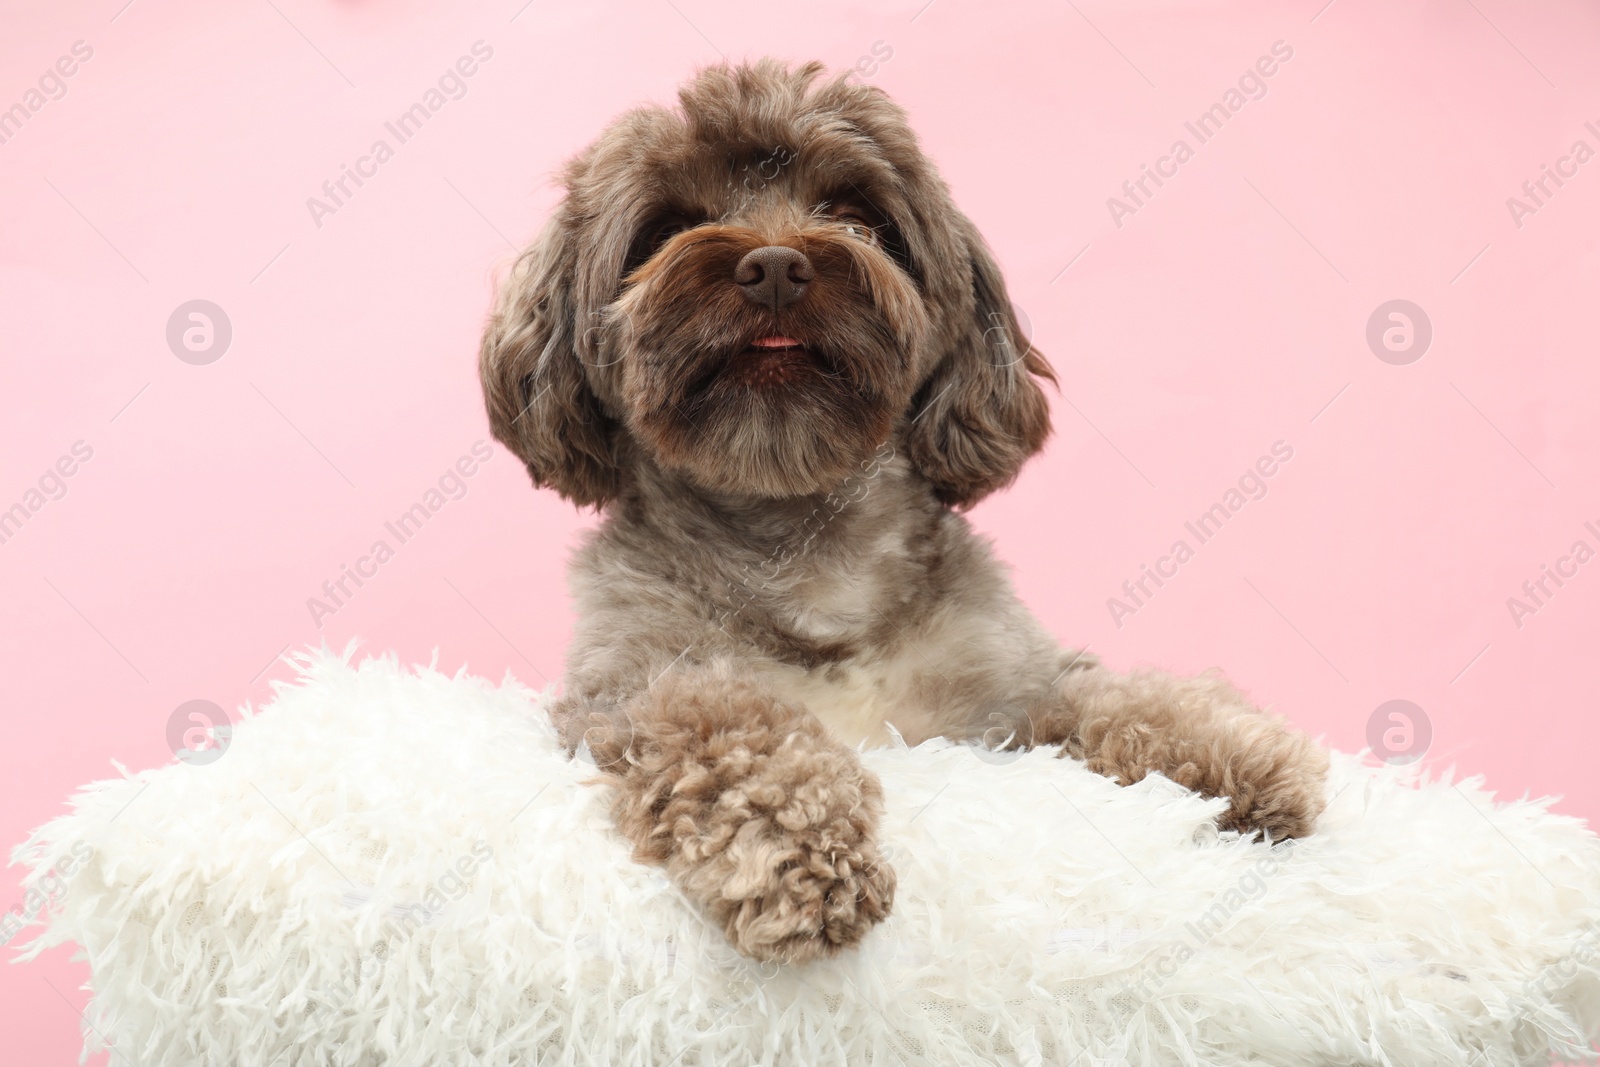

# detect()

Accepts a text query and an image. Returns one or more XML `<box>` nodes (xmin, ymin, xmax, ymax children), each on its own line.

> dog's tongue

<box><xmin>751</xmin><ymin>335</ymin><xmax>803</xmax><ymax>349</ymax></box>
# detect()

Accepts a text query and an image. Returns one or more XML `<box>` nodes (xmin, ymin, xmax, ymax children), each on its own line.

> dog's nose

<box><xmin>734</xmin><ymin>246</ymin><xmax>813</xmax><ymax>310</ymax></box>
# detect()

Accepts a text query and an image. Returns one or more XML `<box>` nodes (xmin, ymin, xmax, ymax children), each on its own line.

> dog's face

<box><xmin>481</xmin><ymin>60</ymin><xmax>1053</xmax><ymax>508</ymax></box>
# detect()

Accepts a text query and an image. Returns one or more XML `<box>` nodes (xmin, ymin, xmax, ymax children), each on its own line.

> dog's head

<box><xmin>480</xmin><ymin>59</ymin><xmax>1053</xmax><ymax>508</ymax></box>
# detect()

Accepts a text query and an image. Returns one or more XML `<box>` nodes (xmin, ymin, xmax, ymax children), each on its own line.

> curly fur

<box><xmin>479</xmin><ymin>58</ymin><xmax>1330</xmax><ymax>963</ymax></box>
<box><xmin>609</xmin><ymin>665</ymin><xmax>894</xmax><ymax>963</ymax></box>
<box><xmin>1036</xmin><ymin>669</ymin><xmax>1330</xmax><ymax>839</ymax></box>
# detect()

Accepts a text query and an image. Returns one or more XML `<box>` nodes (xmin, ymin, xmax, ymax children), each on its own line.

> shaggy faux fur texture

<box><xmin>12</xmin><ymin>649</ymin><xmax>1600</xmax><ymax>1066</ymax></box>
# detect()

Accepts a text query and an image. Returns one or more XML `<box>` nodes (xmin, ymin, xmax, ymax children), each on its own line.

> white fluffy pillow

<box><xmin>11</xmin><ymin>649</ymin><xmax>1600</xmax><ymax>1066</ymax></box>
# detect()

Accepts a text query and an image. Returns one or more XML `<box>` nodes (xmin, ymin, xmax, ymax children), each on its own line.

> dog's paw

<box><xmin>1085</xmin><ymin>725</ymin><xmax>1328</xmax><ymax>841</ymax></box>
<box><xmin>676</xmin><ymin>729</ymin><xmax>897</xmax><ymax>963</ymax></box>
<box><xmin>716</xmin><ymin>823</ymin><xmax>895</xmax><ymax>964</ymax></box>
<box><xmin>610</xmin><ymin>667</ymin><xmax>895</xmax><ymax>963</ymax></box>
<box><xmin>1065</xmin><ymin>668</ymin><xmax>1330</xmax><ymax>840</ymax></box>
<box><xmin>1204</xmin><ymin>724</ymin><xmax>1330</xmax><ymax>840</ymax></box>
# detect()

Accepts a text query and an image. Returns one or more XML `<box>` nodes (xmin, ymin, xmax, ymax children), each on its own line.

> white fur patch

<box><xmin>761</xmin><ymin>653</ymin><xmax>932</xmax><ymax>748</ymax></box>
<box><xmin>10</xmin><ymin>648</ymin><xmax>1600</xmax><ymax>1066</ymax></box>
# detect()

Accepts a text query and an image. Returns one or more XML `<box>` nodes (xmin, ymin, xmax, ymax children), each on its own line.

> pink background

<box><xmin>4</xmin><ymin>0</ymin><xmax>1597</xmax><ymax>1060</ymax></box>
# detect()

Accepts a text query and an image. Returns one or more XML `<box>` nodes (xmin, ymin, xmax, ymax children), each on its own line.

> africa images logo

<box><xmin>0</xmin><ymin>40</ymin><xmax>94</xmax><ymax>148</ymax></box>
<box><xmin>167</xmin><ymin>700</ymin><xmax>233</xmax><ymax>766</ymax></box>
<box><xmin>1106</xmin><ymin>441</ymin><xmax>1295</xmax><ymax>628</ymax></box>
<box><xmin>306</xmin><ymin>41</ymin><xmax>494</xmax><ymax>228</ymax></box>
<box><xmin>1106</xmin><ymin>40</ymin><xmax>1295</xmax><ymax>228</ymax></box>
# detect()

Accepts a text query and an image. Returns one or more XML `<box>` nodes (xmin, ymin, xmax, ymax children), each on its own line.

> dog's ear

<box><xmin>904</xmin><ymin>215</ymin><xmax>1055</xmax><ymax>508</ymax></box>
<box><xmin>479</xmin><ymin>211</ymin><xmax>620</xmax><ymax>508</ymax></box>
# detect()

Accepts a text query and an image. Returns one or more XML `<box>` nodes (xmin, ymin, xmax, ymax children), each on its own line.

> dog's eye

<box><xmin>822</xmin><ymin>196</ymin><xmax>911</xmax><ymax>274</ymax></box>
<box><xmin>623</xmin><ymin>213</ymin><xmax>700</xmax><ymax>276</ymax></box>
<box><xmin>643</xmin><ymin>216</ymin><xmax>696</xmax><ymax>254</ymax></box>
<box><xmin>835</xmin><ymin>211</ymin><xmax>878</xmax><ymax>245</ymax></box>
<box><xmin>652</xmin><ymin>217</ymin><xmax>692</xmax><ymax>244</ymax></box>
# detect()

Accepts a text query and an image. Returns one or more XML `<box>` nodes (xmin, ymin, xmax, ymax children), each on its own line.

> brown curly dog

<box><xmin>478</xmin><ymin>59</ymin><xmax>1328</xmax><ymax>965</ymax></box>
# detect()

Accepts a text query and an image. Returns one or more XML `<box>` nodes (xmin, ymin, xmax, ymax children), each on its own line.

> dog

<box><xmin>478</xmin><ymin>59</ymin><xmax>1329</xmax><ymax>965</ymax></box>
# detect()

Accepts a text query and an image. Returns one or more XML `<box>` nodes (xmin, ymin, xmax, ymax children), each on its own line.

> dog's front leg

<box><xmin>564</xmin><ymin>664</ymin><xmax>895</xmax><ymax>964</ymax></box>
<box><xmin>1024</xmin><ymin>662</ymin><xmax>1329</xmax><ymax>840</ymax></box>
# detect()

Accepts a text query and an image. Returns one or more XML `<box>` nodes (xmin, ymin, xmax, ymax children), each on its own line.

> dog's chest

<box><xmin>750</xmin><ymin>532</ymin><xmax>946</xmax><ymax>747</ymax></box>
<box><xmin>761</xmin><ymin>655</ymin><xmax>937</xmax><ymax>750</ymax></box>
<box><xmin>758</xmin><ymin>525</ymin><xmax>913</xmax><ymax>642</ymax></box>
